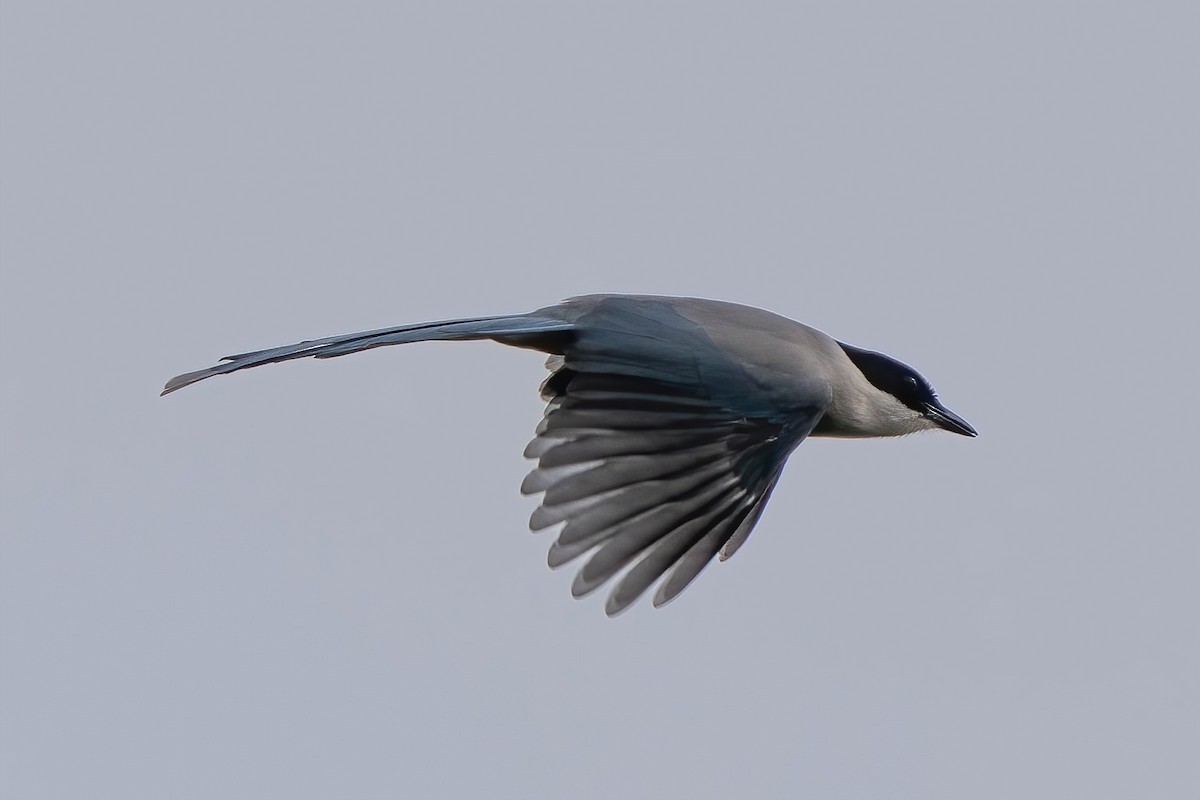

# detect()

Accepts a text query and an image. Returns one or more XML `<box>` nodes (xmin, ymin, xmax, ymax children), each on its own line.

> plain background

<box><xmin>2</xmin><ymin>2</ymin><xmax>1197</xmax><ymax>798</ymax></box>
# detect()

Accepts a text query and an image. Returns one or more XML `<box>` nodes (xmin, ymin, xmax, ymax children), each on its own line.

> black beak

<box><xmin>924</xmin><ymin>401</ymin><xmax>978</xmax><ymax>437</ymax></box>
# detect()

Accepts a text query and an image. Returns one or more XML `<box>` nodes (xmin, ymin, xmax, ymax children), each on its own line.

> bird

<box><xmin>163</xmin><ymin>294</ymin><xmax>976</xmax><ymax>615</ymax></box>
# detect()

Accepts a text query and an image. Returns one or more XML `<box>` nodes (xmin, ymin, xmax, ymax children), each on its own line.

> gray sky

<box><xmin>2</xmin><ymin>2</ymin><xmax>1197</xmax><ymax>798</ymax></box>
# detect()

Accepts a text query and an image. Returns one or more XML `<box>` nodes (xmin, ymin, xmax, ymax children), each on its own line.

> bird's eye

<box><xmin>906</xmin><ymin>376</ymin><xmax>919</xmax><ymax>387</ymax></box>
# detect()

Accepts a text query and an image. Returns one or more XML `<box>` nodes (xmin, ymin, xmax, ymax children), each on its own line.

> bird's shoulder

<box><xmin>543</xmin><ymin>294</ymin><xmax>837</xmax><ymax>413</ymax></box>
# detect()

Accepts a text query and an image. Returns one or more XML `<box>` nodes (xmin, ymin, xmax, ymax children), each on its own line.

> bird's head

<box><xmin>837</xmin><ymin>343</ymin><xmax>978</xmax><ymax>438</ymax></box>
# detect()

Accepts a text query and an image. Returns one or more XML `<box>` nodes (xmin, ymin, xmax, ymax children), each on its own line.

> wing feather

<box><xmin>532</xmin><ymin>441</ymin><xmax>731</xmax><ymax>506</ymax></box>
<box><xmin>526</xmin><ymin>361</ymin><xmax>818</xmax><ymax>614</ymax></box>
<box><xmin>608</xmin><ymin>493</ymin><xmax>754</xmax><ymax>616</ymax></box>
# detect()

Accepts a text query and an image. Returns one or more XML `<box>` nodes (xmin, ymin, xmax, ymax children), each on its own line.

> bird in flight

<box><xmin>164</xmin><ymin>294</ymin><xmax>976</xmax><ymax>615</ymax></box>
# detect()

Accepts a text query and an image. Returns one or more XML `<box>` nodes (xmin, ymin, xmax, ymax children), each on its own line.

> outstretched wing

<box><xmin>523</xmin><ymin>333</ymin><xmax>821</xmax><ymax>615</ymax></box>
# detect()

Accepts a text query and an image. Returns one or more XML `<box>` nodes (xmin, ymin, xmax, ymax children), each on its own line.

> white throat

<box><xmin>819</xmin><ymin>384</ymin><xmax>937</xmax><ymax>438</ymax></box>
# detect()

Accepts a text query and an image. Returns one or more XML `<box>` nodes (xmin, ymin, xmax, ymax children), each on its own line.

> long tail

<box><xmin>161</xmin><ymin>314</ymin><xmax>575</xmax><ymax>396</ymax></box>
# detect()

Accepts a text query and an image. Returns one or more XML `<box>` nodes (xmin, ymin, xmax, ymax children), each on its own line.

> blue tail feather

<box><xmin>161</xmin><ymin>315</ymin><xmax>573</xmax><ymax>395</ymax></box>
